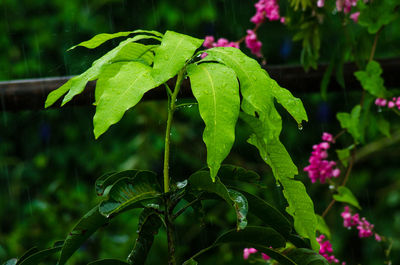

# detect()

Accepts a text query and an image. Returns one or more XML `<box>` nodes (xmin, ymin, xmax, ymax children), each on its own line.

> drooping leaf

<box><xmin>58</xmin><ymin>206</ymin><xmax>108</xmax><ymax>265</ymax></box>
<box><xmin>315</xmin><ymin>215</ymin><xmax>331</xmax><ymax>239</ymax></box>
<box><xmin>280</xmin><ymin>178</ymin><xmax>319</xmax><ymax>252</ymax></box>
<box><xmin>184</xmin><ymin>227</ymin><xmax>296</xmax><ymax>265</ymax></box>
<box><xmin>188</xmin><ymin>170</ymin><xmax>248</xmax><ymax>230</ymax></box>
<box><xmin>99</xmin><ymin>171</ymin><xmax>161</xmax><ymax>217</ymax></box>
<box><xmin>68</xmin><ymin>30</ymin><xmax>161</xmax><ymax>50</ymax></box>
<box><xmin>337</xmin><ymin>105</ymin><xmax>362</xmax><ymax>143</ymax></box>
<box><xmin>286</xmin><ymin>248</ymin><xmax>329</xmax><ymax>265</ymax></box>
<box><xmin>127</xmin><ymin>208</ymin><xmax>163</xmax><ymax>265</ymax></box>
<box><xmin>93</xmin><ymin>61</ymin><xmax>157</xmax><ymax>138</ymax></box>
<box><xmin>152</xmin><ymin>30</ymin><xmax>203</xmax><ymax>84</ymax></box>
<box><xmin>87</xmin><ymin>259</ymin><xmax>130</xmax><ymax>265</ymax></box>
<box><xmin>354</xmin><ymin>61</ymin><xmax>386</xmax><ymax>98</ymax></box>
<box><xmin>358</xmin><ymin>0</ymin><xmax>400</xmax><ymax>34</ymax></box>
<box><xmin>17</xmin><ymin>244</ymin><xmax>62</xmax><ymax>265</ymax></box>
<box><xmin>187</xmin><ymin>63</ymin><xmax>240</xmax><ymax>180</ymax></box>
<box><xmin>333</xmin><ymin>186</ymin><xmax>361</xmax><ymax>210</ymax></box>
<box><xmin>95</xmin><ymin>170</ymin><xmax>139</xmax><ymax>196</ymax></box>
<box><xmin>45</xmin><ymin>35</ymin><xmax>159</xmax><ymax>108</ymax></box>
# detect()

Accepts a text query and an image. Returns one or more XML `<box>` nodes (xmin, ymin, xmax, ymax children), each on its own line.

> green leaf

<box><xmin>15</xmin><ymin>247</ymin><xmax>38</xmax><ymax>265</ymax></box>
<box><xmin>377</xmin><ymin>115</ymin><xmax>391</xmax><ymax>137</ymax></box>
<box><xmin>336</xmin><ymin>148</ymin><xmax>351</xmax><ymax>167</ymax></box>
<box><xmin>333</xmin><ymin>186</ymin><xmax>361</xmax><ymax>210</ymax></box>
<box><xmin>187</xmin><ymin>63</ymin><xmax>240</xmax><ymax>180</ymax></box>
<box><xmin>95</xmin><ymin>170</ymin><xmax>139</xmax><ymax>196</ymax></box>
<box><xmin>315</xmin><ymin>215</ymin><xmax>331</xmax><ymax>239</ymax></box>
<box><xmin>238</xmin><ymin>190</ymin><xmax>292</xmax><ymax>238</ymax></box>
<box><xmin>152</xmin><ymin>30</ymin><xmax>203</xmax><ymax>84</ymax></box>
<box><xmin>188</xmin><ymin>170</ymin><xmax>248</xmax><ymax>230</ymax></box>
<box><xmin>45</xmin><ymin>35</ymin><xmax>159</xmax><ymax>108</ymax></box>
<box><xmin>93</xmin><ymin>61</ymin><xmax>157</xmax><ymax>138</ymax></box>
<box><xmin>17</xmin><ymin>244</ymin><xmax>62</xmax><ymax>265</ymax></box>
<box><xmin>182</xmin><ymin>259</ymin><xmax>198</xmax><ymax>265</ymax></box>
<box><xmin>87</xmin><ymin>259</ymin><xmax>130</xmax><ymax>265</ymax></box>
<box><xmin>337</xmin><ymin>105</ymin><xmax>362</xmax><ymax>143</ymax></box>
<box><xmin>358</xmin><ymin>0</ymin><xmax>400</xmax><ymax>34</ymax></box>
<box><xmin>217</xmin><ymin>164</ymin><xmax>261</xmax><ymax>188</ymax></box>
<box><xmin>280</xmin><ymin>178</ymin><xmax>319</xmax><ymax>252</ymax></box>
<box><xmin>127</xmin><ymin>208</ymin><xmax>163</xmax><ymax>265</ymax></box>
<box><xmin>286</xmin><ymin>248</ymin><xmax>329</xmax><ymax>265</ymax></box>
<box><xmin>354</xmin><ymin>61</ymin><xmax>386</xmax><ymax>98</ymax></box>
<box><xmin>99</xmin><ymin>171</ymin><xmax>161</xmax><ymax>217</ymax></box>
<box><xmin>185</xmin><ymin>227</ymin><xmax>296</xmax><ymax>265</ymax></box>
<box><xmin>58</xmin><ymin>206</ymin><xmax>109</xmax><ymax>265</ymax></box>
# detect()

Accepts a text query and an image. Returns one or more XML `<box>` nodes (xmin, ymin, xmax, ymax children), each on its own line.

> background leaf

<box><xmin>354</xmin><ymin>61</ymin><xmax>386</xmax><ymax>98</ymax></box>
<box><xmin>315</xmin><ymin>215</ymin><xmax>331</xmax><ymax>239</ymax></box>
<box><xmin>187</xmin><ymin>63</ymin><xmax>240</xmax><ymax>180</ymax></box>
<box><xmin>285</xmin><ymin>248</ymin><xmax>329</xmax><ymax>265</ymax></box>
<box><xmin>337</xmin><ymin>105</ymin><xmax>362</xmax><ymax>143</ymax></box>
<box><xmin>333</xmin><ymin>186</ymin><xmax>361</xmax><ymax>210</ymax></box>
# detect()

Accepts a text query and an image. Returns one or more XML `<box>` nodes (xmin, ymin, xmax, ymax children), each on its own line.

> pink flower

<box><xmin>317</xmin><ymin>235</ymin><xmax>342</xmax><ymax>263</ymax></box>
<box><xmin>243</xmin><ymin>248</ymin><xmax>257</xmax><ymax>260</ymax></box>
<box><xmin>203</xmin><ymin>36</ymin><xmax>215</xmax><ymax>49</ymax></box>
<box><xmin>245</xmin><ymin>30</ymin><xmax>262</xmax><ymax>57</ymax></box>
<box><xmin>350</xmin><ymin>12</ymin><xmax>360</xmax><ymax>23</ymax></box>
<box><xmin>250</xmin><ymin>0</ymin><xmax>281</xmax><ymax>25</ymax></box>
<box><xmin>261</xmin><ymin>253</ymin><xmax>271</xmax><ymax>260</ymax></box>
<box><xmin>304</xmin><ymin>133</ymin><xmax>341</xmax><ymax>184</ymax></box>
<box><xmin>317</xmin><ymin>0</ymin><xmax>325</xmax><ymax>7</ymax></box>
<box><xmin>341</xmin><ymin>206</ymin><xmax>381</xmax><ymax>241</ymax></box>
<box><xmin>202</xmin><ymin>36</ymin><xmax>240</xmax><ymax>50</ymax></box>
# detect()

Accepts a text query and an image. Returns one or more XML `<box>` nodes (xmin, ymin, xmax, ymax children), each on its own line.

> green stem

<box><xmin>163</xmin><ymin>70</ymin><xmax>184</xmax><ymax>194</ymax></box>
<box><xmin>163</xmin><ymin>69</ymin><xmax>185</xmax><ymax>265</ymax></box>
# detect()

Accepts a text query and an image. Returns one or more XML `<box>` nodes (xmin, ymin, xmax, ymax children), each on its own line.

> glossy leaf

<box><xmin>3</xmin><ymin>259</ymin><xmax>17</xmax><ymax>265</ymax></box>
<box><xmin>238</xmin><ymin>190</ymin><xmax>292</xmax><ymax>237</ymax></box>
<box><xmin>87</xmin><ymin>259</ymin><xmax>130</xmax><ymax>265</ymax></box>
<box><xmin>189</xmin><ymin>170</ymin><xmax>248</xmax><ymax>230</ymax></box>
<box><xmin>185</xmin><ymin>227</ymin><xmax>296</xmax><ymax>265</ymax></box>
<box><xmin>285</xmin><ymin>248</ymin><xmax>329</xmax><ymax>265</ymax></box>
<box><xmin>95</xmin><ymin>170</ymin><xmax>139</xmax><ymax>196</ymax></box>
<box><xmin>17</xmin><ymin>244</ymin><xmax>62</xmax><ymax>265</ymax></box>
<box><xmin>99</xmin><ymin>171</ymin><xmax>161</xmax><ymax>217</ymax></box>
<box><xmin>58</xmin><ymin>206</ymin><xmax>108</xmax><ymax>265</ymax></box>
<box><xmin>152</xmin><ymin>30</ymin><xmax>203</xmax><ymax>84</ymax></box>
<box><xmin>316</xmin><ymin>215</ymin><xmax>331</xmax><ymax>239</ymax></box>
<box><xmin>354</xmin><ymin>61</ymin><xmax>386</xmax><ymax>98</ymax></box>
<box><xmin>93</xmin><ymin>61</ymin><xmax>157</xmax><ymax>138</ymax></box>
<box><xmin>333</xmin><ymin>186</ymin><xmax>361</xmax><ymax>210</ymax></box>
<box><xmin>187</xmin><ymin>63</ymin><xmax>240</xmax><ymax>180</ymax></box>
<box><xmin>127</xmin><ymin>208</ymin><xmax>163</xmax><ymax>265</ymax></box>
<box><xmin>45</xmin><ymin>34</ymin><xmax>159</xmax><ymax>108</ymax></box>
<box><xmin>280</xmin><ymin>178</ymin><xmax>319</xmax><ymax>251</ymax></box>
<box><xmin>337</xmin><ymin>105</ymin><xmax>362</xmax><ymax>143</ymax></box>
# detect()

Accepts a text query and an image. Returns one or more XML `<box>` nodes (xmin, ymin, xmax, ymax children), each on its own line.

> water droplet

<box><xmin>298</xmin><ymin>123</ymin><xmax>303</xmax><ymax>130</ymax></box>
<box><xmin>377</xmin><ymin>107</ymin><xmax>382</xmax><ymax>112</ymax></box>
<box><xmin>329</xmin><ymin>185</ymin><xmax>335</xmax><ymax>190</ymax></box>
<box><xmin>188</xmin><ymin>105</ymin><xmax>192</xmax><ymax>108</ymax></box>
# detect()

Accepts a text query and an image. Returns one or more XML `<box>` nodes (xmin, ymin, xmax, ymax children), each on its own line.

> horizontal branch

<box><xmin>1</xmin><ymin>57</ymin><xmax>399</xmax><ymax>111</ymax></box>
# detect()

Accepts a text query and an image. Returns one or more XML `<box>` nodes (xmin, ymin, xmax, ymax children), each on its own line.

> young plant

<box><xmin>4</xmin><ymin>30</ymin><xmax>327</xmax><ymax>265</ymax></box>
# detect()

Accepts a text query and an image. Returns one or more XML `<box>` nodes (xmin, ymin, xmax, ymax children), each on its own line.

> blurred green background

<box><xmin>1</xmin><ymin>0</ymin><xmax>400</xmax><ymax>264</ymax></box>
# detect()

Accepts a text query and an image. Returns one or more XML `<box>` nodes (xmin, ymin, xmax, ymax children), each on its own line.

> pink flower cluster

<box><xmin>250</xmin><ymin>0</ymin><xmax>284</xmax><ymax>24</ymax></box>
<box><xmin>243</xmin><ymin>248</ymin><xmax>270</xmax><ymax>261</ymax></box>
<box><xmin>317</xmin><ymin>235</ymin><xmax>344</xmax><ymax>264</ymax></box>
<box><xmin>341</xmin><ymin>206</ymin><xmax>381</xmax><ymax>241</ymax></box>
<box><xmin>303</xmin><ymin>132</ymin><xmax>341</xmax><ymax>184</ymax></box>
<box><xmin>375</xmin><ymin>96</ymin><xmax>400</xmax><ymax>110</ymax></box>
<box><xmin>203</xmin><ymin>36</ymin><xmax>239</xmax><ymax>49</ymax></box>
<box><xmin>245</xmin><ymin>30</ymin><xmax>262</xmax><ymax>57</ymax></box>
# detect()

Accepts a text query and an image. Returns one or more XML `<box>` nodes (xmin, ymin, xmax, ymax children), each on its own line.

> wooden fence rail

<box><xmin>1</xmin><ymin>58</ymin><xmax>399</xmax><ymax>111</ymax></box>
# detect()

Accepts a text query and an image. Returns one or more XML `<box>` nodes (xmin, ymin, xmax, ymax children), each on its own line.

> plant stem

<box><xmin>163</xmin><ymin>69</ymin><xmax>184</xmax><ymax>265</ymax></box>
<box><xmin>163</xmin><ymin>70</ymin><xmax>184</xmax><ymax>194</ymax></box>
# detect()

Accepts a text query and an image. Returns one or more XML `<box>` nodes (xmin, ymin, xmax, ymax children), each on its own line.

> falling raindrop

<box><xmin>377</xmin><ymin>107</ymin><xmax>382</xmax><ymax>113</ymax></box>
